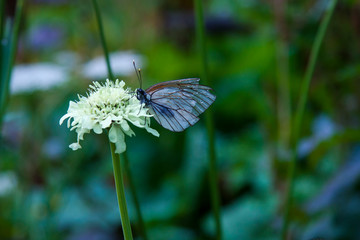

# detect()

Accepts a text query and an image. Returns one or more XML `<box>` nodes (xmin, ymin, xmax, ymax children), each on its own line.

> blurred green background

<box><xmin>1</xmin><ymin>0</ymin><xmax>360</xmax><ymax>239</ymax></box>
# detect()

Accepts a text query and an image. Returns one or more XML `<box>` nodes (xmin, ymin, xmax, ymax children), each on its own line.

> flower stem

<box><xmin>0</xmin><ymin>0</ymin><xmax>24</xmax><ymax>129</ymax></box>
<box><xmin>0</xmin><ymin>0</ymin><xmax>5</xmax><ymax>75</ymax></box>
<box><xmin>109</xmin><ymin>142</ymin><xmax>133</xmax><ymax>240</ymax></box>
<box><xmin>91</xmin><ymin>0</ymin><xmax>114</xmax><ymax>80</ymax></box>
<box><xmin>91</xmin><ymin>2</ymin><xmax>148</xmax><ymax>239</ymax></box>
<box><xmin>273</xmin><ymin>0</ymin><xmax>291</xmax><ymax>159</ymax></box>
<box><xmin>122</xmin><ymin>152</ymin><xmax>149</xmax><ymax>240</ymax></box>
<box><xmin>194</xmin><ymin>0</ymin><xmax>222</xmax><ymax>239</ymax></box>
<box><xmin>281</xmin><ymin>0</ymin><xmax>338</xmax><ymax>239</ymax></box>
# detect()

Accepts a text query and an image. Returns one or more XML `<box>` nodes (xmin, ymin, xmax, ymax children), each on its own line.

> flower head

<box><xmin>59</xmin><ymin>79</ymin><xmax>159</xmax><ymax>153</ymax></box>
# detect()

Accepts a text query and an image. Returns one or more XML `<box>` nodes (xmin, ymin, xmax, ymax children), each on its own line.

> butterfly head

<box><xmin>136</xmin><ymin>88</ymin><xmax>151</xmax><ymax>105</ymax></box>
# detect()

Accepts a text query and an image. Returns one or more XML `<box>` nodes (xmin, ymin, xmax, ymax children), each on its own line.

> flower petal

<box><xmin>120</xmin><ymin>120</ymin><xmax>130</xmax><ymax>131</ymax></box>
<box><xmin>115</xmin><ymin>140</ymin><xmax>126</xmax><ymax>154</ymax></box>
<box><xmin>93</xmin><ymin>124</ymin><xmax>103</xmax><ymax>134</ymax></box>
<box><xmin>109</xmin><ymin>125</ymin><xmax>126</xmax><ymax>153</ymax></box>
<box><xmin>69</xmin><ymin>142</ymin><xmax>81</xmax><ymax>150</ymax></box>
<box><xmin>109</xmin><ymin>124</ymin><xmax>124</xmax><ymax>143</ymax></box>
<box><xmin>101</xmin><ymin>116</ymin><xmax>112</xmax><ymax>128</ymax></box>
<box><xmin>59</xmin><ymin>113</ymin><xmax>71</xmax><ymax>125</ymax></box>
<box><xmin>145</xmin><ymin>125</ymin><xmax>160</xmax><ymax>137</ymax></box>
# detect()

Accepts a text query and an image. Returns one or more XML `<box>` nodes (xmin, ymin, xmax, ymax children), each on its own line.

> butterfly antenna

<box><xmin>133</xmin><ymin>60</ymin><xmax>142</xmax><ymax>89</ymax></box>
<box><xmin>138</xmin><ymin>68</ymin><xmax>143</xmax><ymax>89</ymax></box>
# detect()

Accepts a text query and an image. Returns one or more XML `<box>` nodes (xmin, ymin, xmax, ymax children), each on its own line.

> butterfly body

<box><xmin>136</xmin><ymin>88</ymin><xmax>151</xmax><ymax>105</ymax></box>
<box><xmin>136</xmin><ymin>78</ymin><xmax>216</xmax><ymax>132</ymax></box>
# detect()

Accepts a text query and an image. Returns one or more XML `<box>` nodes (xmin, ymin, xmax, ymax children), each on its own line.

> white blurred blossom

<box><xmin>59</xmin><ymin>79</ymin><xmax>159</xmax><ymax>154</ymax></box>
<box><xmin>81</xmin><ymin>51</ymin><xmax>144</xmax><ymax>79</ymax></box>
<box><xmin>0</xmin><ymin>171</ymin><xmax>17</xmax><ymax>197</ymax></box>
<box><xmin>10</xmin><ymin>63</ymin><xmax>68</xmax><ymax>94</ymax></box>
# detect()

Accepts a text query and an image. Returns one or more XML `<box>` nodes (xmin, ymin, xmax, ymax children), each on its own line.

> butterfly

<box><xmin>133</xmin><ymin>62</ymin><xmax>216</xmax><ymax>132</ymax></box>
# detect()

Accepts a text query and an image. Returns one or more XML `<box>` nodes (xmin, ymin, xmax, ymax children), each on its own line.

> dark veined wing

<box><xmin>145</xmin><ymin>78</ymin><xmax>216</xmax><ymax>132</ymax></box>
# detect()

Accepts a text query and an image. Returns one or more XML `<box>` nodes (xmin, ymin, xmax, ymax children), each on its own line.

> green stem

<box><xmin>91</xmin><ymin>0</ymin><xmax>114</xmax><ymax>80</ymax></box>
<box><xmin>109</xmin><ymin>142</ymin><xmax>133</xmax><ymax>240</ymax></box>
<box><xmin>0</xmin><ymin>0</ymin><xmax>5</xmax><ymax>76</ymax></box>
<box><xmin>194</xmin><ymin>0</ymin><xmax>222</xmax><ymax>239</ymax></box>
<box><xmin>273</xmin><ymin>0</ymin><xmax>291</xmax><ymax>159</ymax></box>
<box><xmin>122</xmin><ymin>152</ymin><xmax>149</xmax><ymax>240</ymax></box>
<box><xmin>0</xmin><ymin>0</ymin><xmax>24</xmax><ymax>129</ymax></box>
<box><xmin>91</xmin><ymin>1</ymin><xmax>148</xmax><ymax>239</ymax></box>
<box><xmin>281</xmin><ymin>0</ymin><xmax>338</xmax><ymax>239</ymax></box>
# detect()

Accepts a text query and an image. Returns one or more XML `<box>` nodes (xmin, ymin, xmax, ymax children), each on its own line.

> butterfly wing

<box><xmin>145</xmin><ymin>78</ymin><xmax>216</xmax><ymax>132</ymax></box>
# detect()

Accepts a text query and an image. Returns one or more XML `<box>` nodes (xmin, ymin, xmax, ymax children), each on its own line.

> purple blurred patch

<box><xmin>28</xmin><ymin>25</ymin><xmax>65</xmax><ymax>50</ymax></box>
<box><xmin>305</xmin><ymin>146</ymin><xmax>360</xmax><ymax>213</ymax></box>
<box><xmin>42</xmin><ymin>137</ymin><xmax>65</xmax><ymax>160</ymax></box>
<box><xmin>1</xmin><ymin>112</ymin><xmax>28</xmax><ymax>148</ymax></box>
<box><xmin>298</xmin><ymin>114</ymin><xmax>338</xmax><ymax>158</ymax></box>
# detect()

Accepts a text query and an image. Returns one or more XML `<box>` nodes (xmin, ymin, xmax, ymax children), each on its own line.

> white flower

<box><xmin>59</xmin><ymin>79</ymin><xmax>159</xmax><ymax>154</ymax></box>
<box><xmin>10</xmin><ymin>63</ymin><xmax>68</xmax><ymax>94</ymax></box>
<box><xmin>0</xmin><ymin>171</ymin><xmax>17</xmax><ymax>197</ymax></box>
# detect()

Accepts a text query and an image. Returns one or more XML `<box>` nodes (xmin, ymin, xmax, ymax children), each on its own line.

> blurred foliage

<box><xmin>1</xmin><ymin>0</ymin><xmax>360</xmax><ymax>239</ymax></box>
